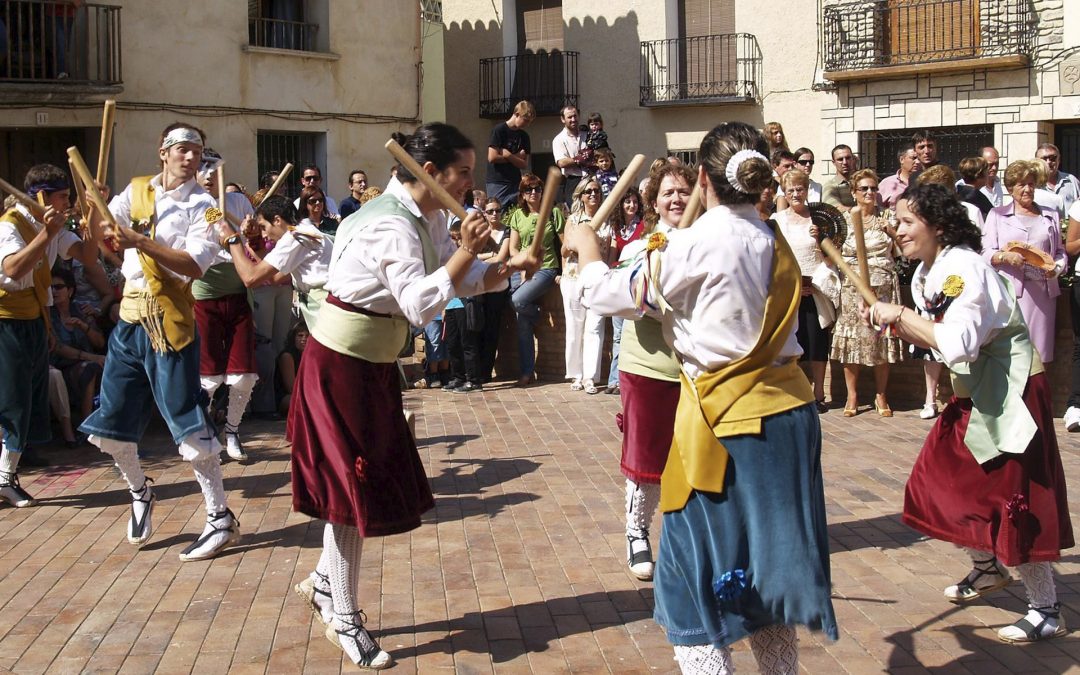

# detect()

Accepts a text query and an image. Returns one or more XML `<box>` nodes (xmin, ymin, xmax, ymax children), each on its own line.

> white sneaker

<box><xmin>326</xmin><ymin>613</ymin><xmax>392</xmax><ymax>669</ymax></box>
<box><xmin>179</xmin><ymin>509</ymin><xmax>240</xmax><ymax>561</ymax></box>
<box><xmin>919</xmin><ymin>403</ymin><xmax>938</xmax><ymax>420</ymax></box>
<box><xmin>128</xmin><ymin>480</ymin><xmax>155</xmax><ymax>545</ymax></box>
<box><xmin>0</xmin><ymin>472</ymin><xmax>36</xmax><ymax>508</ymax></box>
<box><xmin>295</xmin><ymin>574</ymin><xmax>335</xmax><ymax>626</ymax></box>
<box><xmin>570</xmin><ymin>379</ymin><xmax>584</xmax><ymax>391</ymax></box>
<box><xmin>225</xmin><ymin>432</ymin><xmax>248</xmax><ymax>461</ymax></box>
<box><xmin>1064</xmin><ymin>406</ymin><xmax>1080</xmax><ymax>432</ymax></box>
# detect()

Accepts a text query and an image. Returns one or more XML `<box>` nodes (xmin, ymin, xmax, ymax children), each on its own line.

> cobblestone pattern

<box><xmin>1</xmin><ymin>383</ymin><xmax>1078</xmax><ymax>673</ymax></box>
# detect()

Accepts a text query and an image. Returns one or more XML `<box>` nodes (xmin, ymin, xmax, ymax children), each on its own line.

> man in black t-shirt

<box><xmin>486</xmin><ymin>100</ymin><xmax>535</xmax><ymax>211</ymax></box>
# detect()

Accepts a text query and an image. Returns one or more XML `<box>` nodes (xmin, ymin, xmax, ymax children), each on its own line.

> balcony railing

<box><xmin>639</xmin><ymin>33</ymin><xmax>761</xmax><ymax>107</ymax></box>
<box><xmin>0</xmin><ymin>0</ymin><xmax>121</xmax><ymax>85</ymax></box>
<box><xmin>822</xmin><ymin>0</ymin><xmax>1035</xmax><ymax>77</ymax></box>
<box><xmin>479</xmin><ymin>51</ymin><xmax>578</xmax><ymax>118</ymax></box>
<box><xmin>249</xmin><ymin>16</ymin><xmax>319</xmax><ymax>52</ymax></box>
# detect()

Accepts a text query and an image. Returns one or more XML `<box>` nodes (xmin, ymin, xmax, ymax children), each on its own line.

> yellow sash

<box><xmin>660</xmin><ymin>225</ymin><xmax>815</xmax><ymax>512</ymax></box>
<box><xmin>117</xmin><ymin>176</ymin><xmax>197</xmax><ymax>353</ymax></box>
<box><xmin>0</xmin><ymin>209</ymin><xmax>50</xmax><ymax>323</ymax></box>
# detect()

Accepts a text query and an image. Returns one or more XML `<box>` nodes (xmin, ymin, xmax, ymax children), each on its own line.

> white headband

<box><xmin>160</xmin><ymin>127</ymin><xmax>203</xmax><ymax>150</ymax></box>
<box><xmin>725</xmin><ymin>149</ymin><xmax>769</xmax><ymax>194</ymax></box>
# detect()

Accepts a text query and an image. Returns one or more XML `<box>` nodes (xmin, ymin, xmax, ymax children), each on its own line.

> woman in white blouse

<box><xmin>569</xmin><ymin>122</ymin><xmax>837</xmax><ymax>674</ymax></box>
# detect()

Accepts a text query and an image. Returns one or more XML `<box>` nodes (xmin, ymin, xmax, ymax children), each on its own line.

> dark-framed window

<box><xmin>858</xmin><ymin>125</ymin><xmax>993</xmax><ymax>175</ymax></box>
<box><xmin>256</xmin><ymin>131</ymin><xmax>321</xmax><ymax>202</ymax></box>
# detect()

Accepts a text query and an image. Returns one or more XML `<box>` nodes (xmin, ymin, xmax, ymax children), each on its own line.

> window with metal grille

<box><xmin>256</xmin><ymin>131</ymin><xmax>321</xmax><ymax>202</ymax></box>
<box><xmin>670</xmin><ymin>149</ymin><xmax>699</xmax><ymax>168</ymax></box>
<box><xmin>420</xmin><ymin>0</ymin><xmax>442</xmax><ymax>24</ymax></box>
<box><xmin>248</xmin><ymin>0</ymin><xmax>324</xmax><ymax>52</ymax></box>
<box><xmin>858</xmin><ymin>125</ymin><xmax>993</xmax><ymax>175</ymax></box>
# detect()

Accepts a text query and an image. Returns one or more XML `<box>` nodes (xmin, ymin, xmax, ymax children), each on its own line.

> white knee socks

<box><xmin>224</xmin><ymin>373</ymin><xmax>257</xmax><ymax>432</ymax></box>
<box><xmin>673</xmin><ymin>644</ymin><xmax>734</xmax><ymax>674</ymax></box>
<box><xmin>748</xmin><ymin>624</ymin><xmax>799</xmax><ymax>675</ymax></box>
<box><xmin>625</xmin><ymin>479</ymin><xmax>660</xmax><ymax>538</ymax></box>
<box><xmin>1017</xmin><ymin>561</ymin><xmax>1057</xmax><ymax>609</ymax></box>
<box><xmin>94</xmin><ymin>437</ymin><xmax>147</xmax><ymax>492</ymax></box>
<box><xmin>324</xmin><ymin>522</ymin><xmax>364</xmax><ymax>619</ymax></box>
<box><xmin>191</xmin><ymin>453</ymin><xmax>228</xmax><ymax>516</ymax></box>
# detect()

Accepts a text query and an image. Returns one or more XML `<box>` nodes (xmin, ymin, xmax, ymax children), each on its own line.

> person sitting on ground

<box><xmin>276</xmin><ymin>321</ymin><xmax>308</xmax><ymax>415</ymax></box>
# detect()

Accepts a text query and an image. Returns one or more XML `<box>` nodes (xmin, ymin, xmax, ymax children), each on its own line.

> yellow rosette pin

<box><xmin>646</xmin><ymin>231</ymin><xmax>668</xmax><ymax>252</ymax></box>
<box><xmin>942</xmin><ymin>275</ymin><xmax>964</xmax><ymax>298</ymax></box>
<box><xmin>205</xmin><ymin>207</ymin><xmax>224</xmax><ymax>225</ymax></box>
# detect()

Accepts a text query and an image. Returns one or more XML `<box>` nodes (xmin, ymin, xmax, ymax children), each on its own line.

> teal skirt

<box><xmin>653</xmin><ymin>403</ymin><xmax>838</xmax><ymax>648</ymax></box>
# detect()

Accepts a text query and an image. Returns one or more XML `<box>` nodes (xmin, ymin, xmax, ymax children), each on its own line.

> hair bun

<box><xmin>390</xmin><ymin>131</ymin><xmax>410</xmax><ymax>147</ymax></box>
<box><xmin>724</xmin><ymin>149</ymin><xmax>772</xmax><ymax>194</ymax></box>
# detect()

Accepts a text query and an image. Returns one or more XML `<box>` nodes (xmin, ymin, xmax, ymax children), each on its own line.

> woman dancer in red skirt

<box><xmin>871</xmin><ymin>182</ymin><xmax>1073</xmax><ymax>643</ymax></box>
<box><xmin>287</xmin><ymin>123</ymin><xmax>536</xmax><ymax>668</ymax></box>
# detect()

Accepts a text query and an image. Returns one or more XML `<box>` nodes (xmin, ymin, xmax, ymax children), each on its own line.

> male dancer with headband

<box><xmin>195</xmin><ymin>149</ymin><xmax>257</xmax><ymax>461</ymax></box>
<box><xmin>1</xmin><ymin>163</ymin><xmax>102</xmax><ymax>507</ymax></box>
<box><xmin>80</xmin><ymin>123</ymin><xmax>240</xmax><ymax>561</ymax></box>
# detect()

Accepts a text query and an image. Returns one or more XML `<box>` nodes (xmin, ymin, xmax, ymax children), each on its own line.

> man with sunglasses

<box><xmin>293</xmin><ymin>164</ymin><xmax>339</xmax><ymax>218</ymax></box>
<box><xmin>1</xmin><ymin>163</ymin><xmax>103</xmax><ymax>505</ymax></box>
<box><xmin>1037</xmin><ymin>143</ymin><xmax>1079</xmax><ymax>215</ymax></box>
<box><xmin>193</xmin><ymin>149</ymin><xmax>258</xmax><ymax>463</ymax></box>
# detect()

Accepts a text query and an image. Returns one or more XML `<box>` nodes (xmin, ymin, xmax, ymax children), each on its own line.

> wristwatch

<box><xmin>223</xmin><ymin>234</ymin><xmax>242</xmax><ymax>248</ymax></box>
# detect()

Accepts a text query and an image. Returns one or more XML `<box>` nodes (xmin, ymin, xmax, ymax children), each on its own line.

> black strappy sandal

<box><xmin>944</xmin><ymin>557</ymin><xmax>1012</xmax><ymax>603</ymax></box>
<box><xmin>127</xmin><ymin>478</ymin><xmax>155</xmax><ymax>545</ymax></box>
<box><xmin>999</xmin><ymin>603</ymin><xmax>1068</xmax><ymax>643</ymax></box>
<box><xmin>325</xmin><ymin>610</ymin><xmax>392</xmax><ymax>669</ymax></box>
<box><xmin>0</xmin><ymin>472</ymin><xmax>37</xmax><ymax>508</ymax></box>
<box><xmin>179</xmin><ymin>508</ymin><xmax>240</xmax><ymax>561</ymax></box>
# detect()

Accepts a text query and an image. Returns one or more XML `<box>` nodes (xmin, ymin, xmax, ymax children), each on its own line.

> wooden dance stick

<box><xmin>682</xmin><ymin>182</ymin><xmax>703</xmax><ymax>225</ymax></box>
<box><xmin>214</xmin><ymin>166</ymin><xmax>243</xmax><ymax>231</ymax></box>
<box><xmin>0</xmin><ymin>176</ymin><xmax>48</xmax><ymax>220</ymax></box>
<box><xmin>850</xmin><ymin>209</ymin><xmax>871</xmax><ymax>294</ymax></box>
<box><xmin>95</xmin><ymin>99</ymin><xmax>116</xmax><ymax>185</ymax></box>
<box><xmin>589</xmin><ymin>154</ymin><xmax>646</xmax><ymax>231</ymax></box>
<box><xmin>66</xmin><ymin>146</ymin><xmax>119</xmax><ymax>230</ymax></box>
<box><xmin>256</xmin><ymin>162</ymin><xmax>293</xmax><ymax>206</ymax></box>
<box><xmin>69</xmin><ymin>158</ymin><xmax>91</xmax><ymax>238</ymax></box>
<box><xmin>527</xmin><ymin>166</ymin><xmax>563</xmax><ymax>260</ymax></box>
<box><xmin>385</xmin><ymin>139</ymin><xmax>467</xmax><ymax>220</ymax></box>
<box><xmin>819</xmin><ymin>238</ymin><xmax>878</xmax><ymax>307</ymax></box>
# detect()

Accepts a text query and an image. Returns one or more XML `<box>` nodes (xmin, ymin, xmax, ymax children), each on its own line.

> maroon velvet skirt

<box><xmin>618</xmin><ymin>371</ymin><xmax>680</xmax><ymax>484</ymax></box>
<box><xmin>288</xmin><ymin>337</ymin><xmax>434</xmax><ymax>536</ymax></box>
<box><xmin>903</xmin><ymin>373</ymin><xmax>1073</xmax><ymax>566</ymax></box>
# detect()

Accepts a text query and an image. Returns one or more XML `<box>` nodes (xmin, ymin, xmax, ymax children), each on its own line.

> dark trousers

<box><xmin>444</xmin><ymin>307</ymin><xmax>466</xmax><ymax>383</ymax></box>
<box><xmin>478</xmin><ymin>291</ymin><xmax>508</xmax><ymax>382</ymax></box>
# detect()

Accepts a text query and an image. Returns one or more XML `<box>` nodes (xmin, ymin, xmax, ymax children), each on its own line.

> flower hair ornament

<box><xmin>725</xmin><ymin>149</ymin><xmax>769</xmax><ymax>194</ymax></box>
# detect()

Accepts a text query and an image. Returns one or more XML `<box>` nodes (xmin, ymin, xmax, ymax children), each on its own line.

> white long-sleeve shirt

<box><xmin>0</xmin><ymin>205</ymin><xmax>80</xmax><ymax>301</ymax></box>
<box><xmin>580</xmin><ymin>202</ymin><xmax>803</xmax><ymax>380</ymax></box>
<box><xmin>324</xmin><ymin>178</ymin><xmax>490</xmax><ymax>327</ymax></box>
<box><xmin>108</xmin><ymin>175</ymin><xmax>218</xmax><ymax>288</ymax></box>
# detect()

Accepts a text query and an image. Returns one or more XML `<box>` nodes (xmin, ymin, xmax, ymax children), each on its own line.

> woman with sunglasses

<box><xmin>829</xmin><ymin>168</ymin><xmax>903</xmax><ymax>417</ymax></box>
<box><xmin>508</xmin><ymin>173</ymin><xmax>565</xmax><ymax>386</ymax></box>
<box><xmin>791</xmin><ymin>147</ymin><xmax>823</xmax><ymax>202</ymax></box>
<box><xmin>561</xmin><ymin>177</ymin><xmax>610</xmax><ymax>394</ymax></box>
<box><xmin>299</xmin><ymin>186</ymin><xmax>337</xmax><ymax>236</ymax></box>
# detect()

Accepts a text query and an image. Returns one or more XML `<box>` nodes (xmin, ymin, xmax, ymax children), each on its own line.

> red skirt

<box><xmin>618</xmin><ymin>371</ymin><xmax>679</xmax><ymax>484</ymax></box>
<box><xmin>903</xmin><ymin>373</ymin><xmax>1074</xmax><ymax>566</ymax></box>
<box><xmin>287</xmin><ymin>337</ymin><xmax>434</xmax><ymax>536</ymax></box>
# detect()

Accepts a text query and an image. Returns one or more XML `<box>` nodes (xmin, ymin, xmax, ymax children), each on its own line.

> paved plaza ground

<box><xmin>2</xmin><ymin>381</ymin><xmax>1080</xmax><ymax>674</ymax></box>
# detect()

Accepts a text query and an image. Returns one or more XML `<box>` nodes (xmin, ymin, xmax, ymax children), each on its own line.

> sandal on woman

<box><xmin>843</xmin><ymin>402</ymin><xmax>857</xmax><ymax>417</ymax></box>
<box><xmin>943</xmin><ymin>557</ymin><xmax>1012</xmax><ymax>603</ymax></box>
<box><xmin>874</xmin><ymin>396</ymin><xmax>893</xmax><ymax>418</ymax></box>
<box><xmin>998</xmin><ymin>604</ymin><xmax>1067</xmax><ymax>643</ymax></box>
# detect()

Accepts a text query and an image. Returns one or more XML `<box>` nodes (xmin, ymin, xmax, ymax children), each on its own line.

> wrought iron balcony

<box><xmin>822</xmin><ymin>0</ymin><xmax>1036</xmax><ymax>80</ymax></box>
<box><xmin>479</xmin><ymin>51</ymin><xmax>578</xmax><ymax>118</ymax></box>
<box><xmin>0</xmin><ymin>0</ymin><xmax>121</xmax><ymax>86</ymax></box>
<box><xmin>639</xmin><ymin>33</ymin><xmax>761</xmax><ymax>107</ymax></box>
<box><xmin>249</xmin><ymin>16</ymin><xmax>320</xmax><ymax>52</ymax></box>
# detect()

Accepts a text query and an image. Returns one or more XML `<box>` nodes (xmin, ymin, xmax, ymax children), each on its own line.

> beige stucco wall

<box><xmin>441</xmin><ymin>0</ymin><xmax>833</xmax><ymax>185</ymax></box>
<box><xmin>1</xmin><ymin>1</ymin><xmax>422</xmax><ymax>196</ymax></box>
<box><xmin>422</xmin><ymin>19</ymin><xmax>448</xmax><ymax>123</ymax></box>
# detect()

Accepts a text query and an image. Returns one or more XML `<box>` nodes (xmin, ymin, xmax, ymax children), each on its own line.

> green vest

<box><xmin>311</xmin><ymin>193</ymin><xmax>438</xmax><ymax>362</ymax></box>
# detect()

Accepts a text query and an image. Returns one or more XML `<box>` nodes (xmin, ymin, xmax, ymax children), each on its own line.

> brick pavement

<box><xmin>2</xmin><ymin>382</ymin><xmax>1080</xmax><ymax>674</ymax></box>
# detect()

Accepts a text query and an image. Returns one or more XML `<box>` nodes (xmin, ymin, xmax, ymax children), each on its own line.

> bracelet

<box><xmin>460</xmin><ymin>244</ymin><xmax>478</xmax><ymax>257</ymax></box>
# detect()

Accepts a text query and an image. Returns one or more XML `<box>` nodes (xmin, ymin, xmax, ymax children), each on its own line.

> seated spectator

<box><xmin>48</xmin><ymin>267</ymin><xmax>106</xmax><ymax>427</ymax></box>
<box><xmin>276</xmin><ymin>321</ymin><xmax>308</xmax><ymax>415</ymax></box>
<box><xmin>47</xmin><ymin>366</ymin><xmax>80</xmax><ymax>448</ymax></box>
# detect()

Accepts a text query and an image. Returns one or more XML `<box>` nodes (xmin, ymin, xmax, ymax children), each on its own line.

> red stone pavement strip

<box><xmin>1</xmin><ymin>382</ymin><xmax>1079</xmax><ymax>673</ymax></box>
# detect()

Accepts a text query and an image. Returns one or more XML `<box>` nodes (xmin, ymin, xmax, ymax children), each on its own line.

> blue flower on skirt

<box><xmin>712</xmin><ymin>569</ymin><xmax>747</xmax><ymax>609</ymax></box>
